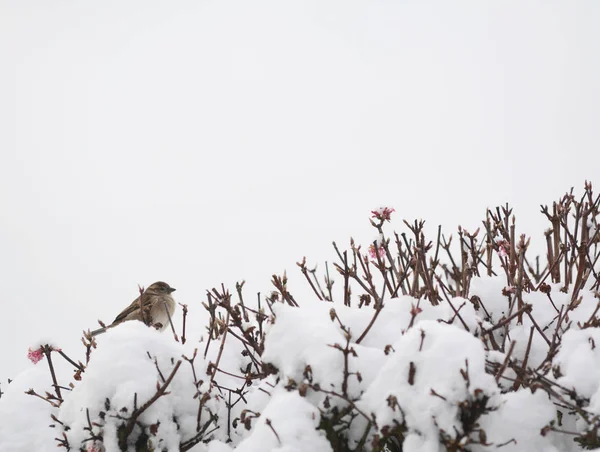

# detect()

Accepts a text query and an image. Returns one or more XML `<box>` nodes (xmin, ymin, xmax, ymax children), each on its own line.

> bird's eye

<box><xmin>160</xmin><ymin>286</ymin><xmax>167</xmax><ymax>292</ymax></box>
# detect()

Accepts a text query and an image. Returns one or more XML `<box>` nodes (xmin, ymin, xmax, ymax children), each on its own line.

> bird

<box><xmin>90</xmin><ymin>281</ymin><xmax>177</xmax><ymax>336</ymax></box>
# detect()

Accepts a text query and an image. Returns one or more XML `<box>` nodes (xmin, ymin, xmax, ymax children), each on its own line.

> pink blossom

<box><xmin>494</xmin><ymin>237</ymin><xmax>510</xmax><ymax>258</ymax></box>
<box><xmin>27</xmin><ymin>347</ymin><xmax>44</xmax><ymax>364</ymax></box>
<box><xmin>87</xmin><ymin>442</ymin><xmax>103</xmax><ymax>452</ymax></box>
<box><xmin>371</xmin><ymin>207</ymin><xmax>395</xmax><ymax>222</ymax></box>
<box><xmin>368</xmin><ymin>244</ymin><xmax>386</xmax><ymax>259</ymax></box>
<box><xmin>27</xmin><ymin>344</ymin><xmax>61</xmax><ymax>364</ymax></box>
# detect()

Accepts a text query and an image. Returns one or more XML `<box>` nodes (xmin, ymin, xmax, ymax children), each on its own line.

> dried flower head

<box><xmin>502</xmin><ymin>286</ymin><xmax>516</xmax><ymax>296</ymax></box>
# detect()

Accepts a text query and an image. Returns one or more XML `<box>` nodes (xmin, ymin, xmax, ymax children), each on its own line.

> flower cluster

<box><xmin>27</xmin><ymin>347</ymin><xmax>44</xmax><ymax>364</ymax></box>
<box><xmin>27</xmin><ymin>344</ymin><xmax>62</xmax><ymax>364</ymax></box>
<box><xmin>368</xmin><ymin>243</ymin><xmax>386</xmax><ymax>259</ymax></box>
<box><xmin>371</xmin><ymin>207</ymin><xmax>395</xmax><ymax>222</ymax></box>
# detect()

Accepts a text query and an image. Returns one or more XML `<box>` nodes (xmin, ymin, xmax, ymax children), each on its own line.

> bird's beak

<box><xmin>168</xmin><ymin>287</ymin><xmax>176</xmax><ymax>293</ymax></box>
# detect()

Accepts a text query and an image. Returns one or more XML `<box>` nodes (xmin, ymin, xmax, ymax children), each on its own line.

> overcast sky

<box><xmin>1</xmin><ymin>1</ymin><xmax>599</xmax><ymax>380</ymax></box>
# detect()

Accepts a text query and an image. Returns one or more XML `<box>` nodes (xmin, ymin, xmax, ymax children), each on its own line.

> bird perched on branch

<box><xmin>90</xmin><ymin>281</ymin><xmax>176</xmax><ymax>336</ymax></box>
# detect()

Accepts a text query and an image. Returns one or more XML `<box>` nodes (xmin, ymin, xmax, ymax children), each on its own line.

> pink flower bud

<box><xmin>494</xmin><ymin>237</ymin><xmax>510</xmax><ymax>258</ymax></box>
<box><xmin>368</xmin><ymin>244</ymin><xmax>386</xmax><ymax>259</ymax></box>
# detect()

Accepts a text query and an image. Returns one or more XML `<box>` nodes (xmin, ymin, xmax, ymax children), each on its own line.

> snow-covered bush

<box><xmin>2</xmin><ymin>183</ymin><xmax>600</xmax><ymax>452</ymax></box>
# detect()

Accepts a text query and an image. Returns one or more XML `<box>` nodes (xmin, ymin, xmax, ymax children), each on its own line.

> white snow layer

<box><xmin>2</xmin><ymin>276</ymin><xmax>600</xmax><ymax>451</ymax></box>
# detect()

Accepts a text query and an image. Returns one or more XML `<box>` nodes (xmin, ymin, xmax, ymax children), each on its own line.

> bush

<box><xmin>2</xmin><ymin>182</ymin><xmax>600</xmax><ymax>452</ymax></box>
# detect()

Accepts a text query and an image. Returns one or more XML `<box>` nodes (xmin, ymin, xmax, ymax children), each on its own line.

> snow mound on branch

<box><xmin>58</xmin><ymin>322</ymin><xmax>204</xmax><ymax>451</ymax></box>
<box><xmin>202</xmin><ymin>389</ymin><xmax>333</xmax><ymax>452</ymax></box>
<box><xmin>262</xmin><ymin>303</ymin><xmax>384</xmax><ymax>400</ymax></box>
<box><xmin>359</xmin><ymin>320</ymin><xmax>499</xmax><ymax>449</ymax></box>
<box><xmin>236</xmin><ymin>388</ymin><xmax>332</xmax><ymax>452</ymax></box>
<box><xmin>556</xmin><ymin>328</ymin><xmax>600</xmax><ymax>405</ymax></box>
<box><xmin>474</xmin><ymin>390</ymin><xmax>559</xmax><ymax>452</ymax></box>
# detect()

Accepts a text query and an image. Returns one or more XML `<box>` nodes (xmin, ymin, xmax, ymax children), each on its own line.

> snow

<box><xmin>359</xmin><ymin>320</ymin><xmax>498</xmax><ymax>450</ymax></box>
<box><xmin>555</xmin><ymin>328</ymin><xmax>600</xmax><ymax>400</ymax></box>
<box><xmin>58</xmin><ymin>322</ymin><xmax>200</xmax><ymax>451</ymax></box>
<box><xmin>473</xmin><ymin>390</ymin><xmax>559</xmax><ymax>452</ymax></box>
<box><xmin>0</xmin><ymin>367</ymin><xmax>57</xmax><ymax>452</ymax></box>
<box><xmin>233</xmin><ymin>388</ymin><xmax>332</xmax><ymax>452</ymax></box>
<box><xmin>2</xmin><ymin>277</ymin><xmax>600</xmax><ymax>451</ymax></box>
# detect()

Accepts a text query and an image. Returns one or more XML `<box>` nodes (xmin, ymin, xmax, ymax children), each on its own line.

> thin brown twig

<box><xmin>118</xmin><ymin>360</ymin><xmax>182</xmax><ymax>450</ymax></box>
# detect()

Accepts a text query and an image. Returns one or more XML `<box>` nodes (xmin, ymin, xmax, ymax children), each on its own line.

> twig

<box><xmin>210</xmin><ymin>311</ymin><xmax>230</xmax><ymax>384</ymax></box>
<box><xmin>265</xmin><ymin>418</ymin><xmax>282</xmax><ymax>445</ymax></box>
<box><xmin>164</xmin><ymin>300</ymin><xmax>179</xmax><ymax>342</ymax></box>
<box><xmin>43</xmin><ymin>346</ymin><xmax>62</xmax><ymax>402</ymax></box>
<box><xmin>57</xmin><ymin>350</ymin><xmax>85</xmax><ymax>372</ymax></box>
<box><xmin>495</xmin><ymin>340</ymin><xmax>516</xmax><ymax>383</ymax></box>
<box><xmin>118</xmin><ymin>360</ymin><xmax>182</xmax><ymax>450</ymax></box>
<box><xmin>481</xmin><ymin>304</ymin><xmax>532</xmax><ymax>335</ymax></box>
<box><xmin>180</xmin><ymin>303</ymin><xmax>188</xmax><ymax>344</ymax></box>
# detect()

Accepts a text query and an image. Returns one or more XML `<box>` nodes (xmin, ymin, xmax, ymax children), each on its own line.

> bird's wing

<box><xmin>112</xmin><ymin>293</ymin><xmax>153</xmax><ymax>325</ymax></box>
<box><xmin>112</xmin><ymin>301</ymin><xmax>139</xmax><ymax>324</ymax></box>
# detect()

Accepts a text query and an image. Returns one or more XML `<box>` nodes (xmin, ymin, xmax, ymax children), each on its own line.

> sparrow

<box><xmin>90</xmin><ymin>281</ymin><xmax>176</xmax><ymax>336</ymax></box>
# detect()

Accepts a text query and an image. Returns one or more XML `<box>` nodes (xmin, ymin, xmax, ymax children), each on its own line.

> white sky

<box><xmin>1</xmin><ymin>1</ymin><xmax>598</xmax><ymax>379</ymax></box>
